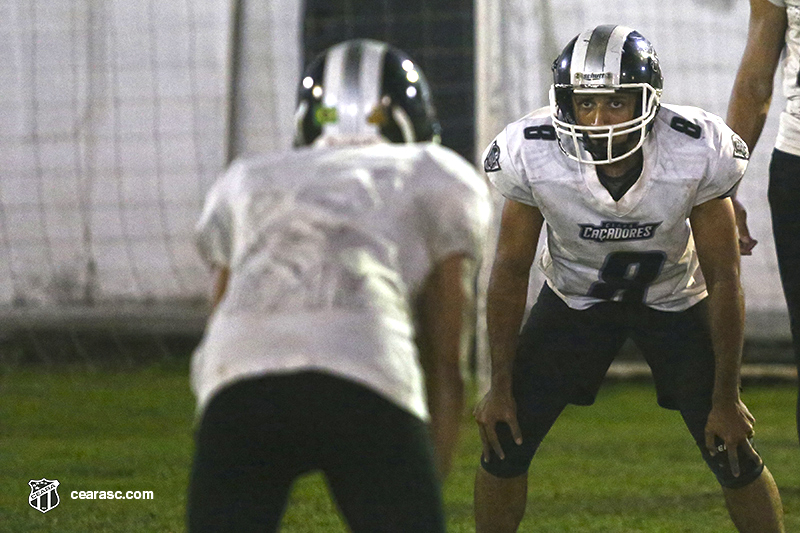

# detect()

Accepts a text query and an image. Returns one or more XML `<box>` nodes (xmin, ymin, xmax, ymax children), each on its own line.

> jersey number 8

<box><xmin>669</xmin><ymin>117</ymin><xmax>702</xmax><ymax>139</ymax></box>
<box><xmin>589</xmin><ymin>251</ymin><xmax>667</xmax><ymax>303</ymax></box>
<box><xmin>523</xmin><ymin>125</ymin><xmax>557</xmax><ymax>141</ymax></box>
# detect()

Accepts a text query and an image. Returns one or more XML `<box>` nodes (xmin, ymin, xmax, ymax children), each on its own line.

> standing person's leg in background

<box><xmin>768</xmin><ymin>148</ymin><xmax>800</xmax><ymax>446</ymax></box>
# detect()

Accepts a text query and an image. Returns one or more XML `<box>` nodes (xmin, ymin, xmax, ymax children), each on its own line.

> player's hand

<box><xmin>732</xmin><ymin>197</ymin><xmax>758</xmax><ymax>255</ymax></box>
<box><xmin>473</xmin><ymin>387</ymin><xmax>522</xmax><ymax>462</ymax></box>
<box><xmin>704</xmin><ymin>399</ymin><xmax>761</xmax><ymax>478</ymax></box>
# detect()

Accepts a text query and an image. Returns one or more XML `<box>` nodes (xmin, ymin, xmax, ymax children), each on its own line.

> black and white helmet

<box><xmin>294</xmin><ymin>39</ymin><xmax>441</xmax><ymax>146</ymax></box>
<box><xmin>550</xmin><ymin>25</ymin><xmax>663</xmax><ymax>164</ymax></box>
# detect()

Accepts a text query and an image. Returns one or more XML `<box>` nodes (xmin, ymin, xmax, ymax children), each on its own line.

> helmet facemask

<box><xmin>550</xmin><ymin>83</ymin><xmax>661</xmax><ymax>165</ymax></box>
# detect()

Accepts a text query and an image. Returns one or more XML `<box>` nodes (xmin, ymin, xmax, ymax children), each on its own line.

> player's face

<box><xmin>572</xmin><ymin>92</ymin><xmax>638</xmax><ymax>132</ymax></box>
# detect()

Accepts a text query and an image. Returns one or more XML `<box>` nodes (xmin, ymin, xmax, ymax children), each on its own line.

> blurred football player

<box><xmin>727</xmin><ymin>0</ymin><xmax>800</xmax><ymax>449</ymax></box>
<box><xmin>473</xmin><ymin>25</ymin><xmax>784</xmax><ymax>532</ymax></box>
<box><xmin>188</xmin><ymin>39</ymin><xmax>491</xmax><ymax>532</ymax></box>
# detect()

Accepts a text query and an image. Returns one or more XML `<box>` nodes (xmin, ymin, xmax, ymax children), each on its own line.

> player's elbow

<box><xmin>732</xmin><ymin>74</ymin><xmax>774</xmax><ymax>112</ymax></box>
<box><xmin>489</xmin><ymin>255</ymin><xmax>533</xmax><ymax>291</ymax></box>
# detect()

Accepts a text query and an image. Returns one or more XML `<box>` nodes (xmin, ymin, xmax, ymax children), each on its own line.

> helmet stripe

<box><xmin>570</xmin><ymin>24</ymin><xmax>632</xmax><ymax>86</ymax></box>
<box><xmin>582</xmin><ymin>25</ymin><xmax>616</xmax><ymax>79</ymax></box>
<box><xmin>339</xmin><ymin>42</ymin><xmax>363</xmax><ymax>135</ymax></box>
<box><xmin>603</xmin><ymin>26</ymin><xmax>635</xmax><ymax>85</ymax></box>
<box><xmin>321</xmin><ymin>43</ymin><xmax>347</xmax><ymax>135</ymax></box>
<box><xmin>321</xmin><ymin>40</ymin><xmax>386</xmax><ymax>138</ymax></box>
<box><xmin>359</xmin><ymin>40</ymin><xmax>387</xmax><ymax>120</ymax></box>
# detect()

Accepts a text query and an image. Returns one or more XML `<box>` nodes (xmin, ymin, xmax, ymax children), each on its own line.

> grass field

<box><xmin>1</xmin><ymin>360</ymin><xmax>798</xmax><ymax>532</ymax></box>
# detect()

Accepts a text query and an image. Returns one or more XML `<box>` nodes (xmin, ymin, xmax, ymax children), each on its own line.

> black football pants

<box><xmin>187</xmin><ymin>371</ymin><xmax>445</xmax><ymax>533</ymax></box>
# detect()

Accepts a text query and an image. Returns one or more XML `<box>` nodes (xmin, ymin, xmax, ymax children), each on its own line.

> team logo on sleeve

<box><xmin>579</xmin><ymin>221</ymin><xmax>662</xmax><ymax>242</ymax></box>
<box><xmin>484</xmin><ymin>141</ymin><xmax>501</xmax><ymax>172</ymax></box>
<box><xmin>732</xmin><ymin>133</ymin><xmax>749</xmax><ymax>160</ymax></box>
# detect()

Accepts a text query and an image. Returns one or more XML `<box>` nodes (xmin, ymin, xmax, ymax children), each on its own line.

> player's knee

<box><xmin>479</xmin><ymin>423</ymin><xmax>534</xmax><ymax>479</ymax></box>
<box><xmin>480</xmin><ymin>453</ymin><xmax>530</xmax><ymax>478</ymax></box>
<box><xmin>703</xmin><ymin>445</ymin><xmax>764</xmax><ymax>489</ymax></box>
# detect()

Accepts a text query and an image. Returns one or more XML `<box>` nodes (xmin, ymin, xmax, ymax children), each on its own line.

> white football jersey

<box><xmin>193</xmin><ymin>142</ymin><xmax>491</xmax><ymax>420</ymax></box>
<box><xmin>484</xmin><ymin>104</ymin><xmax>748</xmax><ymax>311</ymax></box>
<box><xmin>768</xmin><ymin>0</ymin><xmax>800</xmax><ymax>155</ymax></box>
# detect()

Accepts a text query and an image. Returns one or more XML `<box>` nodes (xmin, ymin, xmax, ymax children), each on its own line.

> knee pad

<box><xmin>703</xmin><ymin>437</ymin><xmax>764</xmax><ymax>489</ymax></box>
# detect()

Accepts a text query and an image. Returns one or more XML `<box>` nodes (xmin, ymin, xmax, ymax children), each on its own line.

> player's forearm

<box><xmin>418</xmin><ymin>324</ymin><xmax>465</xmax><ymax>478</ymax></box>
<box><xmin>705</xmin><ymin>276</ymin><xmax>746</xmax><ymax>404</ymax></box>
<box><xmin>727</xmin><ymin>79</ymin><xmax>772</xmax><ymax>152</ymax></box>
<box><xmin>690</xmin><ymin>198</ymin><xmax>745</xmax><ymax>404</ymax></box>
<box><xmin>486</xmin><ymin>263</ymin><xmax>530</xmax><ymax>390</ymax></box>
<box><xmin>416</xmin><ymin>254</ymin><xmax>474</xmax><ymax>477</ymax></box>
<box><xmin>426</xmin><ymin>365</ymin><xmax>464</xmax><ymax>479</ymax></box>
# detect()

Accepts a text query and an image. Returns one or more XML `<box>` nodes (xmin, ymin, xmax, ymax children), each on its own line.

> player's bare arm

<box><xmin>416</xmin><ymin>252</ymin><xmax>476</xmax><ymax>479</ymax></box>
<box><xmin>726</xmin><ymin>0</ymin><xmax>787</xmax><ymax>255</ymax></box>
<box><xmin>474</xmin><ymin>199</ymin><xmax>543</xmax><ymax>461</ymax></box>
<box><xmin>690</xmin><ymin>197</ymin><xmax>760</xmax><ymax>477</ymax></box>
<box><xmin>727</xmin><ymin>0</ymin><xmax>786</xmax><ymax>152</ymax></box>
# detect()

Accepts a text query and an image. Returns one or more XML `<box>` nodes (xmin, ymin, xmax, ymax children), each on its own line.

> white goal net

<box><xmin>0</xmin><ymin>0</ymin><xmax>301</xmax><ymax>345</ymax></box>
<box><xmin>0</xmin><ymin>0</ymin><xmax>791</xmax><ymax>363</ymax></box>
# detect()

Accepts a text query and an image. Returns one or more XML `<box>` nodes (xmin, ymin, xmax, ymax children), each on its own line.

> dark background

<box><xmin>303</xmin><ymin>0</ymin><xmax>476</xmax><ymax>161</ymax></box>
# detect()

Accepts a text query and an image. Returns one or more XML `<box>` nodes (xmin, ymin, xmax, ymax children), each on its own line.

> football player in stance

<box><xmin>188</xmin><ymin>39</ymin><xmax>491</xmax><ymax>532</ymax></box>
<box><xmin>474</xmin><ymin>25</ymin><xmax>785</xmax><ymax>532</ymax></box>
<box><xmin>728</xmin><ymin>0</ymin><xmax>800</xmax><ymax>449</ymax></box>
